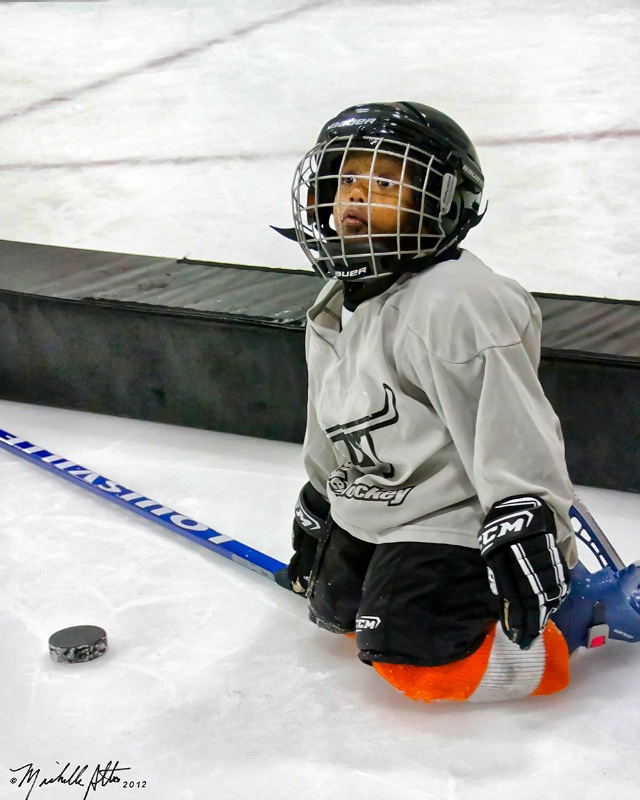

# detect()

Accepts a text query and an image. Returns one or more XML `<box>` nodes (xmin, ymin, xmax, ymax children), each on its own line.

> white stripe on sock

<box><xmin>469</xmin><ymin>625</ymin><xmax>546</xmax><ymax>702</ymax></box>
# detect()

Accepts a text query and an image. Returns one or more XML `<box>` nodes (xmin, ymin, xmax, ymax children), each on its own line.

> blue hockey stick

<box><xmin>2</xmin><ymin>423</ymin><xmax>636</xmax><ymax>627</ymax></box>
<box><xmin>0</xmin><ymin>427</ymin><xmax>290</xmax><ymax>587</ymax></box>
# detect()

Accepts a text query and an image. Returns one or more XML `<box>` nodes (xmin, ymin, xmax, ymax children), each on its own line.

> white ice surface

<box><xmin>1</xmin><ymin>400</ymin><xmax>640</xmax><ymax>800</ymax></box>
<box><xmin>0</xmin><ymin>0</ymin><xmax>639</xmax><ymax>298</ymax></box>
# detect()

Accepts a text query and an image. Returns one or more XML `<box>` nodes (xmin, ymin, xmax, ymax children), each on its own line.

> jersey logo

<box><xmin>325</xmin><ymin>384</ymin><xmax>398</xmax><ymax>478</ymax></box>
<box><xmin>325</xmin><ymin>384</ymin><xmax>414</xmax><ymax>507</ymax></box>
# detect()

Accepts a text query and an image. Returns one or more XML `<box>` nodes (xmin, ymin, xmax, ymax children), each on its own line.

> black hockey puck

<box><xmin>48</xmin><ymin>625</ymin><xmax>108</xmax><ymax>664</ymax></box>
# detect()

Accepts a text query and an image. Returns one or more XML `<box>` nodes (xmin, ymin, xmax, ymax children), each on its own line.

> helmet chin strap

<box><xmin>271</xmin><ymin>226</ymin><xmax>438</xmax><ymax>275</ymax></box>
<box><xmin>270</xmin><ymin>225</ymin><xmax>299</xmax><ymax>242</ymax></box>
<box><xmin>271</xmin><ymin>204</ymin><xmax>485</xmax><ymax>281</ymax></box>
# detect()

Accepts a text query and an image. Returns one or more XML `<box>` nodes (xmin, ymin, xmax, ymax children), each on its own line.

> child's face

<box><xmin>332</xmin><ymin>151</ymin><xmax>415</xmax><ymax>241</ymax></box>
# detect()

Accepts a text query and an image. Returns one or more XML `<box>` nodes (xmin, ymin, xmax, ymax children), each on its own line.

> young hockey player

<box><xmin>275</xmin><ymin>101</ymin><xmax>579</xmax><ymax>702</ymax></box>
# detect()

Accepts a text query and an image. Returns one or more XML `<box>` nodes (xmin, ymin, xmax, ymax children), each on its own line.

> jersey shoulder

<box><xmin>390</xmin><ymin>250</ymin><xmax>540</xmax><ymax>363</ymax></box>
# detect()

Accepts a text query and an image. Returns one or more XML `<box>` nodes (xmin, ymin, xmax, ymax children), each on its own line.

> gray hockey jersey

<box><xmin>302</xmin><ymin>249</ymin><xmax>578</xmax><ymax>566</ymax></box>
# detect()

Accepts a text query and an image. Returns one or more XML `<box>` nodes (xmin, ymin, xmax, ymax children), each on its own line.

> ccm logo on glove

<box><xmin>479</xmin><ymin>507</ymin><xmax>536</xmax><ymax>554</ymax></box>
<box><xmin>478</xmin><ymin>495</ymin><xmax>569</xmax><ymax>650</ymax></box>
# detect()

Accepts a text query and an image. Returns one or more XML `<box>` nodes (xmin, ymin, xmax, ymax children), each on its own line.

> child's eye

<box><xmin>341</xmin><ymin>175</ymin><xmax>356</xmax><ymax>185</ymax></box>
<box><xmin>377</xmin><ymin>178</ymin><xmax>392</xmax><ymax>188</ymax></box>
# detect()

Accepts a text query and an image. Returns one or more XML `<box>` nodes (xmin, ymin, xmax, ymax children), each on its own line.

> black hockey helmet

<box><xmin>275</xmin><ymin>101</ymin><xmax>485</xmax><ymax>281</ymax></box>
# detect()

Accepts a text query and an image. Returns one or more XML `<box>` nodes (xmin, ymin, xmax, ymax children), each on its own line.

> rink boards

<box><xmin>0</xmin><ymin>238</ymin><xmax>638</xmax><ymax>493</ymax></box>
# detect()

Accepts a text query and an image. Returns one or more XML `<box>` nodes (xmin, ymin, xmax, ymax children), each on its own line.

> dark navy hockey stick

<box><xmin>569</xmin><ymin>495</ymin><xmax>626</xmax><ymax>571</ymax></box>
<box><xmin>0</xmin><ymin>427</ymin><xmax>290</xmax><ymax>587</ymax></box>
<box><xmin>562</xmin><ymin>496</ymin><xmax>640</xmax><ymax>651</ymax></box>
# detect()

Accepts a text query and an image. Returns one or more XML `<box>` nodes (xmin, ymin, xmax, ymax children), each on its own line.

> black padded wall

<box><xmin>0</xmin><ymin>240</ymin><xmax>638</xmax><ymax>492</ymax></box>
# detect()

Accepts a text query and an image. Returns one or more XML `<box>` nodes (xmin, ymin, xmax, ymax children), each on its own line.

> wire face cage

<box><xmin>291</xmin><ymin>134</ymin><xmax>455</xmax><ymax>280</ymax></box>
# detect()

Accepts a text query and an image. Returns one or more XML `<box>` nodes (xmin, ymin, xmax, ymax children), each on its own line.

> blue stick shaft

<box><xmin>0</xmin><ymin>426</ymin><xmax>287</xmax><ymax>584</ymax></box>
<box><xmin>11</xmin><ymin>425</ymin><xmax>614</xmax><ymax>589</ymax></box>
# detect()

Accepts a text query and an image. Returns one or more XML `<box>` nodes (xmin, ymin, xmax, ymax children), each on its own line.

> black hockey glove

<box><xmin>287</xmin><ymin>482</ymin><xmax>331</xmax><ymax>595</ymax></box>
<box><xmin>478</xmin><ymin>495</ymin><xmax>570</xmax><ymax>650</ymax></box>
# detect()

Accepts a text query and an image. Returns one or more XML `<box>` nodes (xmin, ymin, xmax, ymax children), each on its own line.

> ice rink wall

<box><xmin>0</xmin><ymin>239</ymin><xmax>638</xmax><ymax>493</ymax></box>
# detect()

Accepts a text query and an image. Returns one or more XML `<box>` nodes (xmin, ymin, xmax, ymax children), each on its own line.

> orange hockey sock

<box><xmin>372</xmin><ymin>621</ymin><xmax>569</xmax><ymax>702</ymax></box>
<box><xmin>531</xmin><ymin>621</ymin><xmax>570</xmax><ymax>696</ymax></box>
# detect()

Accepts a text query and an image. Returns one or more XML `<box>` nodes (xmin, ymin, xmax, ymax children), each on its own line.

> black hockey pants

<box><xmin>307</xmin><ymin>522</ymin><xmax>501</xmax><ymax>667</ymax></box>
